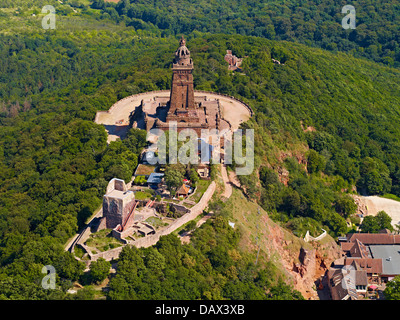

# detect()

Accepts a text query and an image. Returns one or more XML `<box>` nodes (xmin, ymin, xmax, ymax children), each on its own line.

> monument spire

<box><xmin>152</xmin><ymin>36</ymin><xmax>229</xmax><ymax>136</ymax></box>
<box><xmin>168</xmin><ymin>36</ymin><xmax>197</xmax><ymax>117</ymax></box>
<box><xmin>174</xmin><ymin>36</ymin><xmax>192</xmax><ymax>67</ymax></box>
<box><xmin>180</xmin><ymin>35</ymin><xmax>185</xmax><ymax>46</ymax></box>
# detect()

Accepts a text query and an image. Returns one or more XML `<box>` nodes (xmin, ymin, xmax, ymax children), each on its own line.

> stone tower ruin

<box><xmin>102</xmin><ymin>178</ymin><xmax>136</xmax><ymax>229</ymax></box>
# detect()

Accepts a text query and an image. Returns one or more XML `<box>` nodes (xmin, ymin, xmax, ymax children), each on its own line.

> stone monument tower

<box><xmin>167</xmin><ymin>36</ymin><xmax>200</xmax><ymax>123</ymax></box>
<box><xmin>151</xmin><ymin>36</ymin><xmax>223</xmax><ymax>134</ymax></box>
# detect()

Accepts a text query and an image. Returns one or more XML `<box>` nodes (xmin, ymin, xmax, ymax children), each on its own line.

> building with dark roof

<box><xmin>342</xmin><ymin>239</ymin><xmax>371</xmax><ymax>258</ymax></box>
<box><xmin>369</xmin><ymin>244</ymin><xmax>400</xmax><ymax>280</ymax></box>
<box><xmin>335</xmin><ymin>231</ymin><xmax>400</xmax><ymax>285</ymax></box>
<box><xmin>343</xmin><ymin>258</ymin><xmax>383</xmax><ymax>276</ymax></box>
<box><xmin>147</xmin><ymin>172</ymin><xmax>164</xmax><ymax>187</ymax></box>
<box><xmin>329</xmin><ymin>231</ymin><xmax>400</xmax><ymax>299</ymax></box>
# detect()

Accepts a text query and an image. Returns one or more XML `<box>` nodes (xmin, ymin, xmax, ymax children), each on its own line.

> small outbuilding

<box><xmin>176</xmin><ymin>184</ymin><xmax>190</xmax><ymax>198</ymax></box>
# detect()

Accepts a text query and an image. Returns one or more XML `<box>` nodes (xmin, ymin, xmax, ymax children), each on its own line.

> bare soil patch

<box><xmin>360</xmin><ymin>196</ymin><xmax>400</xmax><ymax>227</ymax></box>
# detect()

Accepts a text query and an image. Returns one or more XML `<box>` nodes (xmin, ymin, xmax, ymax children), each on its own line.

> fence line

<box><xmin>304</xmin><ymin>229</ymin><xmax>327</xmax><ymax>242</ymax></box>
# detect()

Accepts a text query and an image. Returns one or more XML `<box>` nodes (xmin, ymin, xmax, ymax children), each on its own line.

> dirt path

<box><xmin>228</xmin><ymin>169</ymin><xmax>241</xmax><ymax>188</ymax></box>
<box><xmin>220</xmin><ymin>164</ymin><xmax>232</xmax><ymax>200</ymax></box>
<box><xmin>196</xmin><ymin>213</ymin><xmax>213</xmax><ymax>228</ymax></box>
<box><xmin>179</xmin><ymin>213</ymin><xmax>213</xmax><ymax>244</ymax></box>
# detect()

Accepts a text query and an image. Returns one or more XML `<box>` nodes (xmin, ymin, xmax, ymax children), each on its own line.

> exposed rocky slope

<box><xmin>266</xmin><ymin>219</ymin><xmax>341</xmax><ymax>299</ymax></box>
<box><xmin>225</xmin><ymin>187</ymin><xmax>341</xmax><ymax>299</ymax></box>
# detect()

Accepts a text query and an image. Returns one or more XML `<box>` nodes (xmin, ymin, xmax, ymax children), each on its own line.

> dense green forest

<box><xmin>3</xmin><ymin>0</ymin><xmax>400</xmax><ymax>67</ymax></box>
<box><xmin>89</xmin><ymin>0</ymin><xmax>400</xmax><ymax>67</ymax></box>
<box><xmin>1</xmin><ymin>0</ymin><xmax>400</xmax><ymax>299</ymax></box>
<box><xmin>107</xmin><ymin>219</ymin><xmax>302</xmax><ymax>300</ymax></box>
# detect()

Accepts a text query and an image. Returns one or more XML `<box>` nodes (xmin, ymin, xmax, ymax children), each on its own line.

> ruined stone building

<box><xmin>224</xmin><ymin>50</ymin><xmax>243</xmax><ymax>71</ymax></box>
<box><xmin>101</xmin><ymin>178</ymin><xmax>136</xmax><ymax>229</ymax></box>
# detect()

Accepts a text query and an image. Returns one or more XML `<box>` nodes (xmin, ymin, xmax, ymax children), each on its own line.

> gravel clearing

<box><xmin>360</xmin><ymin>196</ymin><xmax>400</xmax><ymax>227</ymax></box>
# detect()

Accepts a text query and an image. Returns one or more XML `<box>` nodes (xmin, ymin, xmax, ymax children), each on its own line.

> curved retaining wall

<box><xmin>195</xmin><ymin>90</ymin><xmax>254</xmax><ymax>117</ymax></box>
<box><xmin>95</xmin><ymin>90</ymin><xmax>254</xmax><ymax>119</ymax></box>
<box><xmin>304</xmin><ymin>229</ymin><xmax>327</xmax><ymax>242</ymax></box>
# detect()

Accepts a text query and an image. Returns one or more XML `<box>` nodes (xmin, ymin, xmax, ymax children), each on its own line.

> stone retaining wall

<box><xmin>95</xmin><ymin>90</ymin><xmax>254</xmax><ymax>120</ymax></box>
<box><xmin>88</xmin><ymin>181</ymin><xmax>216</xmax><ymax>262</ymax></box>
<box><xmin>304</xmin><ymin>229</ymin><xmax>327</xmax><ymax>242</ymax></box>
<box><xmin>128</xmin><ymin>181</ymin><xmax>215</xmax><ymax>249</ymax></box>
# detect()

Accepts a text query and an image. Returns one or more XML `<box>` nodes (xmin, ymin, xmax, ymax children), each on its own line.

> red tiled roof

<box><xmin>341</xmin><ymin>239</ymin><xmax>370</xmax><ymax>258</ymax></box>
<box><xmin>341</xmin><ymin>242</ymin><xmax>354</xmax><ymax>251</ymax></box>
<box><xmin>350</xmin><ymin>239</ymin><xmax>370</xmax><ymax>258</ymax></box>
<box><xmin>346</xmin><ymin>233</ymin><xmax>400</xmax><ymax>245</ymax></box>
<box><xmin>344</xmin><ymin>258</ymin><xmax>383</xmax><ymax>274</ymax></box>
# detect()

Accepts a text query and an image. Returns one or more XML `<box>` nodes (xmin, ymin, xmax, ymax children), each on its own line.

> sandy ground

<box><xmin>95</xmin><ymin>91</ymin><xmax>170</xmax><ymax>143</ymax></box>
<box><xmin>94</xmin><ymin>90</ymin><xmax>252</xmax><ymax>143</ymax></box>
<box><xmin>200</xmin><ymin>92</ymin><xmax>252</xmax><ymax>131</ymax></box>
<box><xmin>360</xmin><ymin>196</ymin><xmax>400</xmax><ymax>227</ymax></box>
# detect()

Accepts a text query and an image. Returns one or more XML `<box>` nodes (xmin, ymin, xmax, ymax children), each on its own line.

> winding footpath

<box><xmin>220</xmin><ymin>164</ymin><xmax>233</xmax><ymax>200</ymax></box>
<box><xmin>179</xmin><ymin>165</ymin><xmax>236</xmax><ymax>244</ymax></box>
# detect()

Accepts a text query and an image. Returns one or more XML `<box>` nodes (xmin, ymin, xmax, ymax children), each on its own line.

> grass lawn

<box><xmin>85</xmin><ymin>229</ymin><xmax>124</xmax><ymax>252</ymax></box>
<box><xmin>145</xmin><ymin>216</ymin><xmax>169</xmax><ymax>229</ymax></box>
<box><xmin>134</xmin><ymin>164</ymin><xmax>157</xmax><ymax>176</ymax></box>
<box><xmin>190</xmin><ymin>179</ymin><xmax>212</xmax><ymax>203</ymax></box>
<box><xmin>182</xmin><ymin>202</ymin><xmax>195</xmax><ymax>208</ymax></box>
<box><xmin>135</xmin><ymin>190</ymin><xmax>154</xmax><ymax>200</ymax></box>
<box><xmin>382</xmin><ymin>193</ymin><xmax>400</xmax><ymax>202</ymax></box>
<box><xmin>163</xmin><ymin>198</ymin><xmax>180</xmax><ymax>204</ymax></box>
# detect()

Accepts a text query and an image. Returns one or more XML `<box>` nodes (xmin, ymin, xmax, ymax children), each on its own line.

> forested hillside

<box><xmin>0</xmin><ymin>0</ymin><xmax>400</xmax><ymax>299</ymax></box>
<box><xmin>90</xmin><ymin>0</ymin><xmax>400</xmax><ymax>67</ymax></box>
